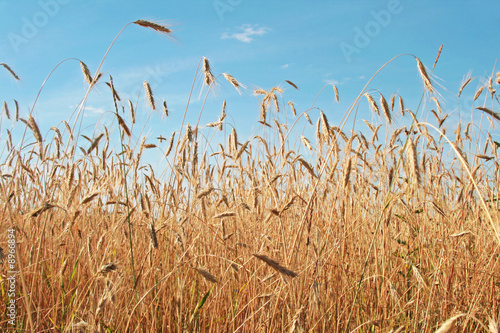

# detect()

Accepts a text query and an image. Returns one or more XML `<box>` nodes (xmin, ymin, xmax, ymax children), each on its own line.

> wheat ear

<box><xmin>133</xmin><ymin>20</ymin><xmax>172</xmax><ymax>35</ymax></box>
<box><xmin>416</xmin><ymin>58</ymin><xmax>434</xmax><ymax>93</ymax></box>
<box><xmin>0</xmin><ymin>63</ymin><xmax>20</xmax><ymax>80</ymax></box>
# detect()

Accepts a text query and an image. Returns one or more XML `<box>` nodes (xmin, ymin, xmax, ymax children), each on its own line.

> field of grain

<box><xmin>1</xmin><ymin>20</ymin><xmax>500</xmax><ymax>332</ymax></box>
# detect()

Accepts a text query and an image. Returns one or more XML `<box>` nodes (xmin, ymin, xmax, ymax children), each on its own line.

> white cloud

<box><xmin>221</xmin><ymin>24</ymin><xmax>270</xmax><ymax>43</ymax></box>
<box><xmin>324</xmin><ymin>79</ymin><xmax>339</xmax><ymax>85</ymax></box>
<box><xmin>324</xmin><ymin>76</ymin><xmax>360</xmax><ymax>86</ymax></box>
<box><xmin>281</xmin><ymin>64</ymin><xmax>289</xmax><ymax>69</ymax></box>
<box><xmin>85</xmin><ymin>105</ymin><xmax>106</xmax><ymax>115</ymax></box>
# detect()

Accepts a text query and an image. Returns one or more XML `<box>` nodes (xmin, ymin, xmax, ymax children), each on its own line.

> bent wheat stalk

<box><xmin>419</xmin><ymin>122</ymin><xmax>500</xmax><ymax>244</ymax></box>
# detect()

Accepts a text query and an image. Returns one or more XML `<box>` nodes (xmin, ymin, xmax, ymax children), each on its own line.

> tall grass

<box><xmin>1</xmin><ymin>20</ymin><xmax>500</xmax><ymax>332</ymax></box>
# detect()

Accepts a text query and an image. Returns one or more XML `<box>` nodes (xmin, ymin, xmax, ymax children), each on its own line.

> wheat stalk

<box><xmin>434</xmin><ymin>313</ymin><xmax>464</xmax><ymax>333</ymax></box>
<box><xmin>197</xmin><ymin>187</ymin><xmax>213</xmax><ymax>199</ymax></box>
<box><xmin>380</xmin><ymin>94</ymin><xmax>391</xmax><ymax>124</ymax></box>
<box><xmin>343</xmin><ymin>157</ymin><xmax>352</xmax><ymax>188</ymax></box>
<box><xmin>298</xmin><ymin>158</ymin><xmax>317</xmax><ymax>178</ymax></box>
<box><xmin>149</xmin><ymin>223</ymin><xmax>158</xmax><ymax>249</ymax></box>
<box><xmin>2</xmin><ymin>101</ymin><xmax>10</xmax><ymax>120</ymax></box>
<box><xmin>320</xmin><ymin>111</ymin><xmax>330</xmax><ymax>136</ymax></box>
<box><xmin>30</xmin><ymin>202</ymin><xmax>55</xmax><ymax>217</ymax></box>
<box><xmin>433</xmin><ymin>44</ymin><xmax>443</xmax><ymax>68</ymax></box>
<box><xmin>272</xmin><ymin>93</ymin><xmax>280</xmax><ymax>113</ymax></box>
<box><xmin>285</xmin><ymin>80</ymin><xmax>298</xmax><ymax>90</ymax></box>
<box><xmin>165</xmin><ymin>132</ymin><xmax>176</xmax><ymax>157</ymax></box>
<box><xmin>406</xmin><ymin>137</ymin><xmax>420</xmax><ymax>187</ymax></box>
<box><xmin>202</xmin><ymin>57</ymin><xmax>215</xmax><ymax>86</ymax></box>
<box><xmin>80</xmin><ymin>192</ymin><xmax>99</xmax><ymax>205</ymax></box>
<box><xmin>333</xmin><ymin>84</ymin><xmax>339</xmax><ymax>103</ymax></box>
<box><xmin>143</xmin><ymin>81</ymin><xmax>155</xmax><ymax>110</ymax></box>
<box><xmin>223</xmin><ymin>73</ymin><xmax>242</xmax><ymax>92</ymax></box>
<box><xmin>98</xmin><ymin>263</ymin><xmax>118</xmax><ymax>275</ymax></box>
<box><xmin>489</xmin><ymin>317</ymin><xmax>500</xmax><ymax>333</ymax></box>
<box><xmin>27</xmin><ymin>115</ymin><xmax>44</xmax><ymax>159</ymax></box>
<box><xmin>116</xmin><ymin>114</ymin><xmax>131</xmax><ymax>137</ymax></box>
<box><xmin>364</xmin><ymin>93</ymin><xmax>380</xmax><ymax>116</ymax></box>
<box><xmin>301</xmin><ymin>136</ymin><xmax>312</xmax><ymax>151</ymax></box>
<box><xmin>79</xmin><ymin>61</ymin><xmax>93</xmax><ymax>86</ymax></box>
<box><xmin>14</xmin><ymin>100</ymin><xmax>19</xmax><ymax>121</ymax></box>
<box><xmin>0</xmin><ymin>63</ymin><xmax>20</xmax><ymax>80</ymax></box>
<box><xmin>476</xmin><ymin>106</ymin><xmax>500</xmax><ymax>122</ymax></box>
<box><xmin>430</xmin><ymin>96</ymin><xmax>442</xmax><ymax>114</ymax></box>
<box><xmin>213</xmin><ymin>211</ymin><xmax>235</xmax><ymax>219</ymax></box>
<box><xmin>133</xmin><ymin>20</ymin><xmax>172</xmax><ymax>35</ymax></box>
<box><xmin>192</xmin><ymin>267</ymin><xmax>217</xmax><ymax>283</ymax></box>
<box><xmin>416</xmin><ymin>57</ymin><xmax>434</xmax><ymax>93</ymax></box>
<box><xmin>127</xmin><ymin>100</ymin><xmax>135</xmax><ymax>124</ymax></box>
<box><xmin>458</xmin><ymin>74</ymin><xmax>472</xmax><ymax>97</ymax></box>
<box><xmin>253</xmin><ymin>254</ymin><xmax>297</xmax><ymax>278</ymax></box>
<box><xmin>288</xmin><ymin>101</ymin><xmax>297</xmax><ymax>116</ymax></box>
<box><xmin>303</xmin><ymin>112</ymin><xmax>312</xmax><ymax>125</ymax></box>
<box><xmin>473</xmin><ymin>86</ymin><xmax>484</xmax><ymax>101</ymax></box>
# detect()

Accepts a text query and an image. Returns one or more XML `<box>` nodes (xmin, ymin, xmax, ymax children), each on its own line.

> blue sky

<box><xmin>0</xmin><ymin>1</ymin><xmax>499</xmax><ymax>168</ymax></box>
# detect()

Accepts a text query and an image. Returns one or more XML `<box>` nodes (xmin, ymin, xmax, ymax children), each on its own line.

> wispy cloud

<box><xmin>324</xmin><ymin>75</ymin><xmax>365</xmax><ymax>86</ymax></box>
<box><xmin>221</xmin><ymin>24</ymin><xmax>270</xmax><ymax>43</ymax></box>
<box><xmin>281</xmin><ymin>64</ymin><xmax>289</xmax><ymax>69</ymax></box>
<box><xmin>85</xmin><ymin>105</ymin><xmax>106</xmax><ymax>115</ymax></box>
<box><xmin>324</xmin><ymin>79</ymin><xmax>340</xmax><ymax>85</ymax></box>
<box><xmin>68</xmin><ymin>103</ymin><xmax>107</xmax><ymax>116</ymax></box>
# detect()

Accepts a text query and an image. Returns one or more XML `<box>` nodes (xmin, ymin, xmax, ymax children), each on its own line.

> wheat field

<box><xmin>1</xmin><ymin>20</ymin><xmax>500</xmax><ymax>332</ymax></box>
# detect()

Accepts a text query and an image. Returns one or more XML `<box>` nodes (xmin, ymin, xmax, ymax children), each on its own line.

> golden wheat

<box><xmin>2</xmin><ymin>24</ymin><xmax>499</xmax><ymax>332</ymax></box>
